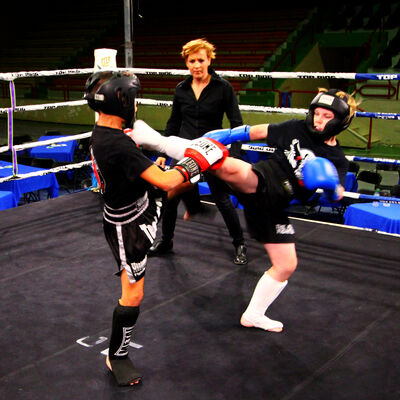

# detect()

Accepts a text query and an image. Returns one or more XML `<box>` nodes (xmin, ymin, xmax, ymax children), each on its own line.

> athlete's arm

<box><xmin>140</xmin><ymin>137</ymin><xmax>228</xmax><ymax>190</ymax></box>
<box><xmin>155</xmin><ymin>156</ymin><xmax>167</xmax><ymax>169</ymax></box>
<box><xmin>249</xmin><ymin>124</ymin><xmax>269</xmax><ymax>141</ymax></box>
<box><xmin>202</xmin><ymin>124</ymin><xmax>269</xmax><ymax>144</ymax></box>
<box><xmin>140</xmin><ymin>164</ymin><xmax>185</xmax><ymax>191</ymax></box>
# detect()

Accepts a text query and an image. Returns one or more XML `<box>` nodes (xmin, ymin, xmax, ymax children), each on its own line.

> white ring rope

<box><xmin>0</xmin><ymin>132</ymin><xmax>91</xmax><ymax>154</ymax></box>
<box><xmin>241</xmin><ymin>144</ymin><xmax>400</xmax><ymax>165</ymax></box>
<box><xmin>0</xmin><ymin>100</ymin><xmax>87</xmax><ymax>114</ymax></box>
<box><xmin>0</xmin><ymin>67</ymin><xmax>399</xmax><ymax>82</ymax></box>
<box><xmin>0</xmin><ymin>99</ymin><xmax>310</xmax><ymax>116</ymax></box>
<box><xmin>2</xmin><ymin>141</ymin><xmax>398</xmax><ymax>183</ymax></box>
<box><xmin>315</xmin><ymin>189</ymin><xmax>400</xmax><ymax>204</ymax></box>
<box><xmin>1</xmin><ymin>98</ymin><xmax>399</xmax><ymax>121</ymax></box>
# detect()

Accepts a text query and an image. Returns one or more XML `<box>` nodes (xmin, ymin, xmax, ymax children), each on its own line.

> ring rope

<box><xmin>0</xmin><ymin>131</ymin><xmax>92</xmax><ymax>154</ymax></box>
<box><xmin>3</xmin><ymin>161</ymin><xmax>399</xmax><ymax>205</ymax></box>
<box><xmin>2</xmin><ymin>152</ymin><xmax>400</xmax><ymax>204</ymax></box>
<box><xmin>0</xmin><ymin>100</ymin><xmax>87</xmax><ymax>115</ymax></box>
<box><xmin>240</xmin><ymin>144</ymin><xmax>400</xmax><ymax>165</ymax></box>
<box><xmin>346</xmin><ymin>155</ymin><xmax>400</xmax><ymax>165</ymax></box>
<box><xmin>2</xmin><ymin>125</ymin><xmax>399</xmax><ymax>183</ymax></box>
<box><xmin>0</xmin><ymin>67</ymin><xmax>399</xmax><ymax>82</ymax></box>
<box><xmin>1</xmin><ymin>99</ymin><xmax>399</xmax><ymax>121</ymax></box>
<box><xmin>3</xmin><ymin>139</ymin><xmax>399</xmax><ymax>186</ymax></box>
<box><xmin>3</xmin><ymin>142</ymin><xmax>399</xmax><ymax>181</ymax></box>
<box><xmin>316</xmin><ymin>189</ymin><xmax>400</xmax><ymax>204</ymax></box>
<box><xmin>292</xmin><ymin>214</ymin><xmax>400</xmax><ymax>237</ymax></box>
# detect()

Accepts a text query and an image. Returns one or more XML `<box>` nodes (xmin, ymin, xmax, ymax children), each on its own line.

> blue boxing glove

<box><xmin>203</xmin><ymin>125</ymin><xmax>251</xmax><ymax>145</ymax></box>
<box><xmin>302</xmin><ymin>157</ymin><xmax>341</xmax><ymax>201</ymax></box>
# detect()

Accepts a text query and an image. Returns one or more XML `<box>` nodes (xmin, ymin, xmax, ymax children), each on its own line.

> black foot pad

<box><xmin>109</xmin><ymin>358</ymin><xmax>142</xmax><ymax>386</ymax></box>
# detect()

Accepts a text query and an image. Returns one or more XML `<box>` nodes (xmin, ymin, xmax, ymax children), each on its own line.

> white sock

<box><xmin>241</xmin><ymin>272</ymin><xmax>288</xmax><ymax>331</ymax></box>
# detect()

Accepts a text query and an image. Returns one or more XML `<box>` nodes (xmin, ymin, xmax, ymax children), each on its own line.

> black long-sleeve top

<box><xmin>164</xmin><ymin>68</ymin><xmax>243</xmax><ymax>140</ymax></box>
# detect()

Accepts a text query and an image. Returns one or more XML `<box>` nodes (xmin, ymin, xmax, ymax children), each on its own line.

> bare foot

<box><xmin>106</xmin><ymin>356</ymin><xmax>112</xmax><ymax>371</ymax></box>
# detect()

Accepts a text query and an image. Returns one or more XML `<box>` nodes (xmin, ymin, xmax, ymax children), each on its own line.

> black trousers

<box><xmin>160</xmin><ymin>172</ymin><xmax>245</xmax><ymax>248</ymax></box>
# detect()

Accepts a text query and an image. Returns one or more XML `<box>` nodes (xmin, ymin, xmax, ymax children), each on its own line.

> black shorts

<box><xmin>103</xmin><ymin>187</ymin><xmax>166</xmax><ymax>283</ymax></box>
<box><xmin>236</xmin><ymin>159</ymin><xmax>296</xmax><ymax>244</ymax></box>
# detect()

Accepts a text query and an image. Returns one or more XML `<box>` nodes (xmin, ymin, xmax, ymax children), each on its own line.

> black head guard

<box><xmin>84</xmin><ymin>71</ymin><xmax>140</xmax><ymax>128</ymax></box>
<box><xmin>305</xmin><ymin>89</ymin><xmax>353</xmax><ymax>141</ymax></box>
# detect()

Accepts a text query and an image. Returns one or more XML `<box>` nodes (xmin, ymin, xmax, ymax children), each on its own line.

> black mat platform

<box><xmin>1</xmin><ymin>191</ymin><xmax>399</xmax><ymax>400</ymax></box>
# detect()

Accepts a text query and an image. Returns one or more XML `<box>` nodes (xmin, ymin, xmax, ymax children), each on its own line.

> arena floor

<box><xmin>0</xmin><ymin>190</ymin><xmax>399</xmax><ymax>400</ymax></box>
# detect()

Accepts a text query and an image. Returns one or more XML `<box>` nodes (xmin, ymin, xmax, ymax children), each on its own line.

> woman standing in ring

<box><xmin>149</xmin><ymin>38</ymin><xmax>248</xmax><ymax>265</ymax></box>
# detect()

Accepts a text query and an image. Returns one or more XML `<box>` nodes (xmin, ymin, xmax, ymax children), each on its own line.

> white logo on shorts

<box><xmin>275</xmin><ymin>224</ymin><xmax>295</xmax><ymax>235</ymax></box>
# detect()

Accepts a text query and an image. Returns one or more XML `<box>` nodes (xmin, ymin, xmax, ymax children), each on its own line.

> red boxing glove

<box><xmin>174</xmin><ymin>137</ymin><xmax>229</xmax><ymax>183</ymax></box>
<box><xmin>184</xmin><ymin>137</ymin><xmax>228</xmax><ymax>171</ymax></box>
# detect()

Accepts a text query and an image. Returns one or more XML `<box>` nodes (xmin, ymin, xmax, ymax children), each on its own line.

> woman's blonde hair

<box><xmin>318</xmin><ymin>88</ymin><xmax>359</xmax><ymax>119</ymax></box>
<box><xmin>181</xmin><ymin>38</ymin><xmax>216</xmax><ymax>60</ymax></box>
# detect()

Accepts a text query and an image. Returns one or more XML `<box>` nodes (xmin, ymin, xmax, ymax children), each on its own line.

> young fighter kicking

<box><xmin>129</xmin><ymin>88</ymin><xmax>358</xmax><ymax>332</ymax></box>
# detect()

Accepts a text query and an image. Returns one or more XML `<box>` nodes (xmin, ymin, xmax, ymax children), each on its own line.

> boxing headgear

<box><xmin>305</xmin><ymin>89</ymin><xmax>353</xmax><ymax>142</ymax></box>
<box><xmin>84</xmin><ymin>71</ymin><xmax>140</xmax><ymax>128</ymax></box>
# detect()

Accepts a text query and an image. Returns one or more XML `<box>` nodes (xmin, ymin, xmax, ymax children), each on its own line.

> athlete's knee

<box><xmin>285</xmin><ymin>264</ymin><xmax>297</xmax><ymax>278</ymax></box>
<box><xmin>286</xmin><ymin>259</ymin><xmax>297</xmax><ymax>276</ymax></box>
<box><xmin>120</xmin><ymin>291</ymin><xmax>143</xmax><ymax>307</ymax></box>
<box><xmin>265</xmin><ymin>243</ymin><xmax>297</xmax><ymax>277</ymax></box>
<box><xmin>283</xmin><ymin>254</ymin><xmax>297</xmax><ymax>274</ymax></box>
<box><xmin>120</xmin><ymin>279</ymin><xmax>144</xmax><ymax>307</ymax></box>
<box><xmin>268</xmin><ymin>255</ymin><xmax>297</xmax><ymax>280</ymax></box>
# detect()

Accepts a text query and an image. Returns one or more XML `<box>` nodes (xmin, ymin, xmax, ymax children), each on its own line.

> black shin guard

<box><xmin>108</xmin><ymin>303</ymin><xmax>142</xmax><ymax>386</ymax></box>
<box><xmin>109</xmin><ymin>303</ymin><xmax>140</xmax><ymax>360</ymax></box>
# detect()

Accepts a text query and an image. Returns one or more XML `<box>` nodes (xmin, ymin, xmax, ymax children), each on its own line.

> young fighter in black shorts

<box><xmin>130</xmin><ymin>88</ymin><xmax>358</xmax><ymax>333</ymax></box>
<box><xmin>85</xmin><ymin>71</ymin><xmax>228</xmax><ymax>386</ymax></box>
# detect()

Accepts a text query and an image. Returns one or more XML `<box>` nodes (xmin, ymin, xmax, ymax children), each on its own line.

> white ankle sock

<box><xmin>241</xmin><ymin>272</ymin><xmax>287</xmax><ymax>331</ymax></box>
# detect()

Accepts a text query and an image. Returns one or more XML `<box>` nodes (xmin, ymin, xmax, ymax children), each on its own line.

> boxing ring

<box><xmin>0</xmin><ymin>59</ymin><xmax>400</xmax><ymax>399</ymax></box>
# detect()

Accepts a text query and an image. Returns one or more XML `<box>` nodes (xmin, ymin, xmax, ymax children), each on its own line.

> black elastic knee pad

<box><xmin>108</xmin><ymin>303</ymin><xmax>140</xmax><ymax>360</ymax></box>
